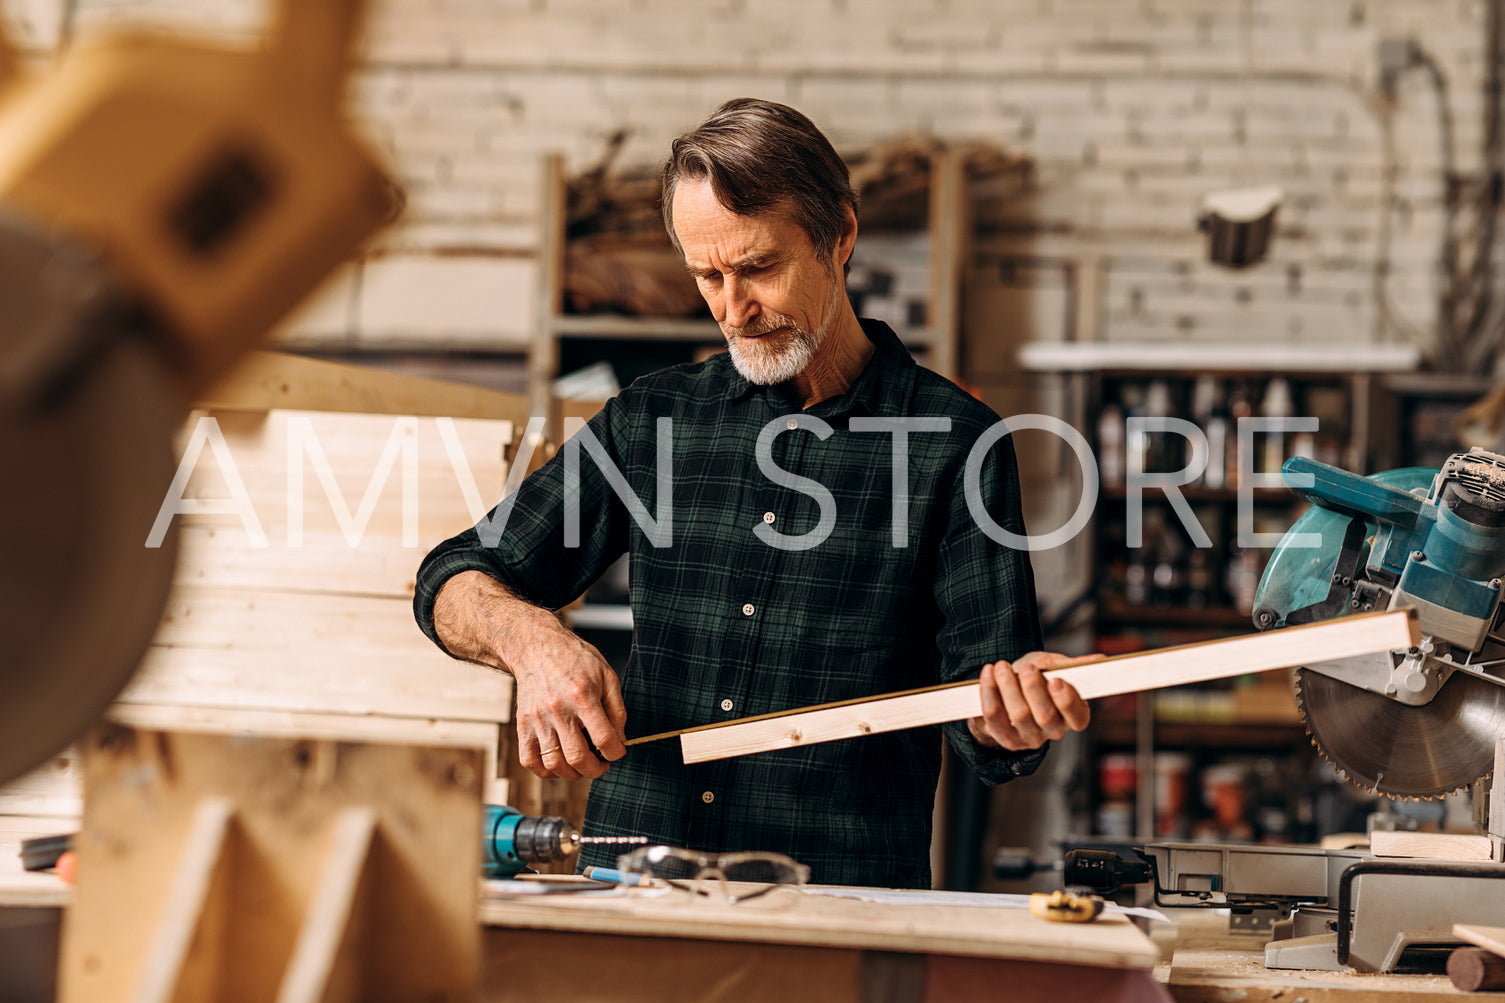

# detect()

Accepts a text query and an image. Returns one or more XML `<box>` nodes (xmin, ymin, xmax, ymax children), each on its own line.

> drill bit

<box><xmin>572</xmin><ymin>833</ymin><xmax>650</xmax><ymax>846</ymax></box>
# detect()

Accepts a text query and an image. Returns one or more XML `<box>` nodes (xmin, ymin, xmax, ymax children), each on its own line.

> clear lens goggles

<box><xmin>615</xmin><ymin>845</ymin><xmax>810</xmax><ymax>903</ymax></box>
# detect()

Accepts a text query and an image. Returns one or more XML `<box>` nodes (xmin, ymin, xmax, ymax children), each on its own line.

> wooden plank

<box><xmin>133</xmin><ymin>798</ymin><xmax>235</xmax><ymax>1003</ymax></box>
<box><xmin>0</xmin><ymin>755</ymin><xmax>82</xmax><ymax>819</ymax></box>
<box><xmin>199</xmin><ymin>350</ymin><xmax>530</xmax><ymax>423</ymax></box>
<box><xmin>276</xmin><ymin>807</ymin><xmax>377</xmax><ymax>1003</ymax></box>
<box><xmin>120</xmin><ymin>644</ymin><xmax>511</xmax><ymax>725</ymax></box>
<box><xmin>1370</xmin><ymin>831</ymin><xmax>1496</xmax><ymax>861</ymax></box>
<box><xmin>173</xmin><ymin>525</ymin><xmax>431</xmax><ymax>598</ymax></box>
<box><xmin>120</xmin><ymin>584</ymin><xmax>512</xmax><ymax>725</ymax></box>
<box><xmin>166</xmin><ymin>408</ymin><xmax>513</xmax><ymax>543</ymax></box>
<box><xmin>1455</xmin><ymin>924</ymin><xmax>1505</xmax><ymax>959</ymax></box>
<box><xmin>162</xmin><ymin>406</ymin><xmax>517</xmax><ymax>596</ymax></box>
<box><xmin>668</xmin><ymin>610</ymin><xmax>1418</xmax><ymax>765</ymax></box>
<box><xmin>150</xmin><ymin>586</ymin><xmax>464</xmax><ymax>656</ymax></box>
<box><xmin>103</xmin><ymin>705</ymin><xmax>509</xmax><ymax>806</ymax></box>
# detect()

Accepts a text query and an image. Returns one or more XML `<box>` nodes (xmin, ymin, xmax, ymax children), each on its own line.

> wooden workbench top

<box><xmin>479</xmin><ymin>881</ymin><xmax>1160</xmax><ymax>969</ymax></box>
<box><xmin>1163</xmin><ymin>912</ymin><xmax>1501</xmax><ymax>1002</ymax></box>
<box><xmin>2</xmin><ymin>868</ymin><xmax>1159</xmax><ymax>972</ymax></box>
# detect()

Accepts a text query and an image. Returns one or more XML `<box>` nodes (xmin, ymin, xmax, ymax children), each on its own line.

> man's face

<box><xmin>672</xmin><ymin>178</ymin><xmax>843</xmax><ymax>385</ymax></box>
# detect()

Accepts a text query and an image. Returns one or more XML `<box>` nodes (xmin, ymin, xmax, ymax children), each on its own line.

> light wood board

<box><xmin>168</xmin><ymin>407</ymin><xmax>513</xmax><ymax>542</ymax></box>
<box><xmin>667</xmin><ymin>609</ymin><xmax>1417</xmax><ymax>764</ymax></box>
<box><xmin>1370</xmin><ymin>831</ymin><xmax>1496</xmax><ymax>861</ymax></box>
<box><xmin>0</xmin><ymin>756</ymin><xmax>82</xmax><ymax>820</ymax></box>
<box><xmin>199</xmin><ymin>350</ymin><xmax>530</xmax><ymax>423</ymax></box>
<box><xmin>1456</xmin><ymin>924</ymin><xmax>1505</xmax><ymax>959</ymax></box>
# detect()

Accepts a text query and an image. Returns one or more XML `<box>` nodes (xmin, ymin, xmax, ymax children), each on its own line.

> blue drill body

<box><xmin>482</xmin><ymin>804</ymin><xmax>579</xmax><ymax>878</ymax></box>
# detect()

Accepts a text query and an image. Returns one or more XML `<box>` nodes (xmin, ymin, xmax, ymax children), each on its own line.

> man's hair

<box><xmin>661</xmin><ymin>98</ymin><xmax>859</xmax><ymax>270</ymax></box>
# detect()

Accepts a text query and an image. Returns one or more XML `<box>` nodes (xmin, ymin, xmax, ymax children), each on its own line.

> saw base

<box><xmin>1142</xmin><ymin>841</ymin><xmax>1505</xmax><ymax>973</ymax></box>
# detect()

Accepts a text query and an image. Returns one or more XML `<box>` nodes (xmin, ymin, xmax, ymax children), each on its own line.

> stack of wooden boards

<box><xmin>0</xmin><ymin>351</ymin><xmax>586</xmax><ymax>878</ymax></box>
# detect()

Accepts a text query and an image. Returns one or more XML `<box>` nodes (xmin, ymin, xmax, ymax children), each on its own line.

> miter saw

<box><xmin>1080</xmin><ymin>447</ymin><xmax>1505</xmax><ymax>972</ymax></box>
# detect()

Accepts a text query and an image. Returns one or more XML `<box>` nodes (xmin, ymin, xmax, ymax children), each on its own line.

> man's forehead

<box><xmin>672</xmin><ymin>181</ymin><xmax>804</xmax><ymax>262</ymax></box>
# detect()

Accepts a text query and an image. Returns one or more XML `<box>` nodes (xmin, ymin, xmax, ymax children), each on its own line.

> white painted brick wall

<box><xmin>357</xmin><ymin>255</ymin><xmax>534</xmax><ymax>349</ymax></box>
<box><xmin>28</xmin><ymin>0</ymin><xmax>1495</xmax><ymax>364</ymax></box>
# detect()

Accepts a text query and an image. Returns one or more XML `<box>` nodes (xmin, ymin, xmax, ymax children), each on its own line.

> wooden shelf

<box><xmin>552</xmin><ymin>313</ymin><xmax>948</xmax><ymax>349</ymax></box>
<box><xmin>1018</xmin><ymin>341</ymin><xmax>1421</xmax><ymax>375</ymax></box>
<box><xmin>1096</xmin><ymin>602</ymin><xmax>1255</xmax><ymax>630</ymax></box>
<box><xmin>1099</xmin><ymin>486</ymin><xmax>1296</xmax><ymax>504</ymax></box>
<box><xmin>1091</xmin><ymin>717</ymin><xmax>1307</xmax><ymax>749</ymax></box>
<box><xmin>553</xmin><ymin>315</ymin><xmax>721</xmax><ymax>341</ymax></box>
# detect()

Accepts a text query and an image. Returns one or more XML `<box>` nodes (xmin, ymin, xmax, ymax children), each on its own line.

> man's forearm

<box><xmin>432</xmin><ymin>569</ymin><xmax>563</xmax><ymax>674</ymax></box>
<box><xmin>433</xmin><ymin>569</ymin><xmax>629</xmax><ymax>780</ymax></box>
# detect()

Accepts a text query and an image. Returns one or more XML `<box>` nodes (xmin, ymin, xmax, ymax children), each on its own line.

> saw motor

<box><xmin>1254</xmin><ymin>447</ymin><xmax>1505</xmax><ymax>799</ymax></box>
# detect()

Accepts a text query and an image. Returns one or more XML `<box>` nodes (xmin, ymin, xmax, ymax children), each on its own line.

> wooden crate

<box><xmin>0</xmin><ymin>352</ymin><xmax>591</xmax><ymax>872</ymax></box>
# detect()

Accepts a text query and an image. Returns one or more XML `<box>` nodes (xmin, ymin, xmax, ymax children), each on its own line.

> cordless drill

<box><xmin>482</xmin><ymin>804</ymin><xmax>647</xmax><ymax>878</ymax></box>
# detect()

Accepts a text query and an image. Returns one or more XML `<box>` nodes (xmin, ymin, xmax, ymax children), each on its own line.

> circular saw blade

<box><xmin>1296</xmin><ymin>666</ymin><xmax>1505</xmax><ymax>799</ymax></box>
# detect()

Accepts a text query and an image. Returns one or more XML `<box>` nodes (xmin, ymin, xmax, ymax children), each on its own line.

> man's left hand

<box><xmin>968</xmin><ymin>651</ymin><xmax>1095</xmax><ymax>751</ymax></box>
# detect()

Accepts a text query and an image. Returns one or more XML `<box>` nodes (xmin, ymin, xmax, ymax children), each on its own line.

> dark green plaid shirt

<box><xmin>415</xmin><ymin>320</ymin><xmax>1045</xmax><ymax>888</ymax></box>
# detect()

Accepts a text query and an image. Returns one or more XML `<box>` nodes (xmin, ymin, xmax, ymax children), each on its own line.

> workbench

<box><xmin>1160</xmin><ymin>911</ymin><xmax>1504</xmax><ymax>1002</ymax></box>
<box><xmin>477</xmin><ymin>880</ymin><xmax>1166</xmax><ymax>1003</ymax></box>
<box><xmin>0</xmin><ymin>868</ymin><xmax>1169</xmax><ymax>1003</ymax></box>
<box><xmin>19</xmin><ymin>861</ymin><xmax>1505</xmax><ymax>1001</ymax></box>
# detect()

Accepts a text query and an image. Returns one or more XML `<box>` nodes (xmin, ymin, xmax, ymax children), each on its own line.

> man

<box><xmin>414</xmin><ymin>98</ymin><xmax>1089</xmax><ymax>889</ymax></box>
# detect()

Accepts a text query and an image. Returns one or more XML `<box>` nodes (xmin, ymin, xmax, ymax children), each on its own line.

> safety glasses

<box><xmin>615</xmin><ymin>845</ymin><xmax>810</xmax><ymax>903</ymax></box>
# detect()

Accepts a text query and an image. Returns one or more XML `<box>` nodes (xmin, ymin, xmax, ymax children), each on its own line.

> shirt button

<box><xmin>786</xmin><ymin>418</ymin><xmax>798</xmax><ymax>430</ymax></box>
<box><xmin>702</xmin><ymin>791</ymin><xmax>715</xmax><ymax>804</ymax></box>
<box><xmin>742</xmin><ymin>603</ymin><xmax>755</xmax><ymax>616</ymax></box>
<box><xmin>720</xmin><ymin>698</ymin><xmax>734</xmax><ymax>712</ymax></box>
<box><xmin>762</xmin><ymin>511</ymin><xmax>775</xmax><ymax>524</ymax></box>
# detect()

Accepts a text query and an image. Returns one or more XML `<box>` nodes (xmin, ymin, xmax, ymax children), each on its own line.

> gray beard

<box><xmin>725</xmin><ymin>280</ymin><xmax>839</xmax><ymax>385</ymax></box>
<box><xmin>727</xmin><ymin>321</ymin><xmax>820</xmax><ymax>385</ymax></box>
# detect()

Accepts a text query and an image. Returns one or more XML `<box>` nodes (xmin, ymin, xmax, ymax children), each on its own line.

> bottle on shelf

<box><xmin>1149</xmin><ymin>528</ymin><xmax>1186</xmax><ymax>608</ymax></box>
<box><xmin>1191</xmin><ymin>375</ymin><xmax>1228</xmax><ymax>490</ymax></box>
<box><xmin>1185</xmin><ymin>548</ymin><xmax>1216</xmax><ymax>610</ymax></box>
<box><xmin>1224</xmin><ymin>380</ymin><xmax>1253</xmax><ymax>490</ymax></box>
<box><xmin>1226</xmin><ymin>542</ymin><xmax>1261</xmax><ymax>616</ymax></box>
<box><xmin>1095</xmin><ymin>752</ymin><xmax>1137</xmax><ymax>838</ymax></box>
<box><xmin>1259</xmin><ymin>377</ymin><xmax>1294</xmax><ymax>475</ymax></box>
<box><xmin>1124</xmin><ymin>547</ymin><xmax>1152</xmax><ymax>608</ymax></box>
<box><xmin>1154</xmin><ymin>751</ymin><xmax>1192</xmax><ymax>838</ymax></box>
<box><xmin>1120</xmin><ymin>383</ymin><xmax>1147</xmax><ymax>479</ymax></box>
<box><xmin>1142</xmin><ymin>379</ymin><xmax>1179</xmax><ymax>474</ymax></box>
<box><xmin>1098</xmin><ymin>400</ymin><xmax>1125</xmax><ymax>488</ymax></box>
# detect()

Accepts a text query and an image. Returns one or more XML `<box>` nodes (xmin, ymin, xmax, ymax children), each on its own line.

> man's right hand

<box><xmin>511</xmin><ymin>630</ymin><xmax>627</xmax><ymax>780</ymax></box>
<box><xmin>432</xmin><ymin>570</ymin><xmax>628</xmax><ymax>781</ymax></box>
